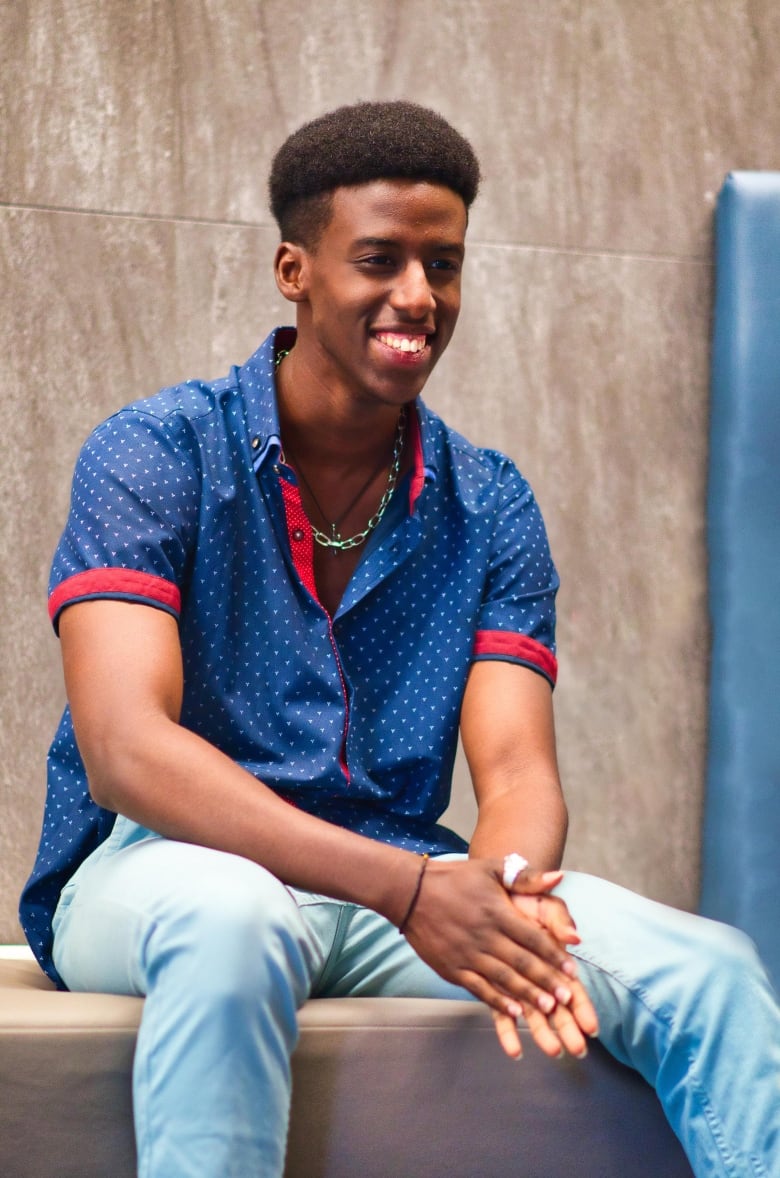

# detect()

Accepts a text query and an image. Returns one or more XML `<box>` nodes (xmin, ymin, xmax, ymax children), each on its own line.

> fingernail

<box><xmin>561</xmin><ymin>959</ymin><xmax>578</xmax><ymax>978</ymax></box>
<box><xmin>537</xmin><ymin>992</ymin><xmax>556</xmax><ymax>1014</ymax></box>
<box><xmin>576</xmin><ymin>1047</ymin><xmax>588</xmax><ymax>1060</ymax></box>
<box><xmin>554</xmin><ymin>985</ymin><xmax>572</xmax><ymax>1005</ymax></box>
<box><xmin>541</xmin><ymin>871</ymin><xmax>564</xmax><ymax>885</ymax></box>
<box><xmin>507</xmin><ymin>1001</ymin><xmax>523</xmax><ymax>1019</ymax></box>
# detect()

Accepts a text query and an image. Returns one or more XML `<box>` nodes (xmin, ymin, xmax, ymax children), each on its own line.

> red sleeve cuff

<box><xmin>49</xmin><ymin>569</ymin><xmax>181</xmax><ymax>627</ymax></box>
<box><xmin>472</xmin><ymin>630</ymin><xmax>558</xmax><ymax>686</ymax></box>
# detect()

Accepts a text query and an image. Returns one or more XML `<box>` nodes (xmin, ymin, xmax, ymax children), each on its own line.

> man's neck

<box><xmin>275</xmin><ymin>345</ymin><xmax>405</xmax><ymax>472</ymax></box>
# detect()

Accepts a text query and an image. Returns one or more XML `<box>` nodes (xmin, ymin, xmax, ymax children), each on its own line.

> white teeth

<box><xmin>378</xmin><ymin>333</ymin><xmax>426</xmax><ymax>353</ymax></box>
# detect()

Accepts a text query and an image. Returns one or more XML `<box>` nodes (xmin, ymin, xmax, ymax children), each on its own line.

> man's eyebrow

<box><xmin>352</xmin><ymin>236</ymin><xmax>465</xmax><ymax>255</ymax></box>
<box><xmin>431</xmin><ymin>241</ymin><xmax>466</xmax><ymax>256</ymax></box>
<box><xmin>351</xmin><ymin>237</ymin><xmax>398</xmax><ymax>249</ymax></box>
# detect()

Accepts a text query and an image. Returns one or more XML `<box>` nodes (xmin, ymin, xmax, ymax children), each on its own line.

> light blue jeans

<box><xmin>52</xmin><ymin>820</ymin><xmax>780</xmax><ymax>1178</ymax></box>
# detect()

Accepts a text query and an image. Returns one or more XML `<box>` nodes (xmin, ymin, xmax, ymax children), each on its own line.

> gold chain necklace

<box><xmin>275</xmin><ymin>347</ymin><xmax>407</xmax><ymax>554</ymax></box>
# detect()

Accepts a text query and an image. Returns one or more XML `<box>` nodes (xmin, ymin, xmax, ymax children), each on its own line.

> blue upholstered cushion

<box><xmin>701</xmin><ymin>172</ymin><xmax>780</xmax><ymax>986</ymax></box>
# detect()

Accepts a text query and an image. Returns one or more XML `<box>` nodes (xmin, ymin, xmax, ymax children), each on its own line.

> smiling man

<box><xmin>21</xmin><ymin>101</ymin><xmax>780</xmax><ymax>1177</ymax></box>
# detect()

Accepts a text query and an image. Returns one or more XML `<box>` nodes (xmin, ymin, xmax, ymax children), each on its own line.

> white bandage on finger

<box><xmin>502</xmin><ymin>852</ymin><xmax>530</xmax><ymax>889</ymax></box>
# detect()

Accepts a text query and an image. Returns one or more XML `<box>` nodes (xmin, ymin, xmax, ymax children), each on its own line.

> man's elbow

<box><xmin>86</xmin><ymin>769</ymin><xmax>120</xmax><ymax>812</ymax></box>
<box><xmin>74</xmin><ymin>715</ymin><xmax>162</xmax><ymax>814</ymax></box>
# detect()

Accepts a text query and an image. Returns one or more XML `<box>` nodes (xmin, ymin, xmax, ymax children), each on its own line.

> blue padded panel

<box><xmin>700</xmin><ymin>173</ymin><xmax>780</xmax><ymax>986</ymax></box>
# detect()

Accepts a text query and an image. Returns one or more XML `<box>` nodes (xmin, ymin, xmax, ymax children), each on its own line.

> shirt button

<box><xmin>251</xmin><ymin>436</ymin><xmax>261</xmax><ymax>450</ymax></box>
<box><xmin>293</xmin><ymin>528</ymin><xmax>305</xmax><ymax>541</ymax></box>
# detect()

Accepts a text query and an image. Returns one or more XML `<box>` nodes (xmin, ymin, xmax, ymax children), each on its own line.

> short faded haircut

<box><xmin>268</xmin><ymin>100</ymin><xmax>481</xmax><ymax>247</ymax></box>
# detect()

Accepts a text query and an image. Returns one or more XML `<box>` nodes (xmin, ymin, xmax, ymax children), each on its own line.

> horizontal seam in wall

<box><xmin>0</xmin><ymin>199</ymin><xmax>712</xmax><ymax>265</ymax></box>
<box><xmin>0</xmin><ymin>199</ymin><xmax>271</xmax><ymax>233</ymax></box>
<box><xmin>471</xmin><ymin>238</ymin><xmax>712</xmax><ymax>266</ymax></box>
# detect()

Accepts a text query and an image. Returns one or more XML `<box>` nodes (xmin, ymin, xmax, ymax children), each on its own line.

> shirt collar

<box><xmin>239</xmin><ymin>327</ymin><xmax>295</xmax><ymax>474</ymax></box>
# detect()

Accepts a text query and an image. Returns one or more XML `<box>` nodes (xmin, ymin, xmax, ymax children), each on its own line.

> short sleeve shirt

<box><xmin>20</xmin><ymin>327</ymin><xmax>559</xmax><ymax>983</ymax></box>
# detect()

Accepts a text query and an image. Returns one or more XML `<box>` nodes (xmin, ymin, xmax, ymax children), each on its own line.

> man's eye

<box><xmin>429</xmin><ymin>258</ymin><xmax>459</xmax><ymax>272</ymax></box>
<box><xmin>360</xmin><ymin>255</ymin><xmax>394</xmax><ymax>266</ymax></box>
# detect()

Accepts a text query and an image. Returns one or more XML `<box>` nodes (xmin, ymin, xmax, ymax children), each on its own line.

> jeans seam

<box><xmin>295</xmin><ymin>898</ymin><xmax>354</xmax><ymax>995</ymax></box>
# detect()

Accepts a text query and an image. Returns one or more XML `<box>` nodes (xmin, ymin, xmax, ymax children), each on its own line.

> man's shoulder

<box><xmin>73</xmin><ymin>370</ymin><xmax>242</xmax><ymax>482</ymax></box>
<box><xmin>97</xmin><ymin>329</ymin><xmax>280</xmax><ymax>436</ymax></box>
<box><xmin>123</xmin><ymin>368</ymin><xmax>242</xmax><ymax>428</ymax></box>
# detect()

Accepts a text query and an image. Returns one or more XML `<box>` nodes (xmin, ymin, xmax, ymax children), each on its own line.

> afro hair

<box><xmin>268</xmin><ymin>100</ymin><xmax>481</xmax><ymax>246</ymax></box>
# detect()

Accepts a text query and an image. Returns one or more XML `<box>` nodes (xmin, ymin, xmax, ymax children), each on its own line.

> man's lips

<box><xmin>373</xmin><ymin>330</ymin><xmax>430</xmax><ymax>355</ymax></box>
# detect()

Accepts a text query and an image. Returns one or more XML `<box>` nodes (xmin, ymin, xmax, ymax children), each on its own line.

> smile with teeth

<box><xmin>375</xmin><ymin>332</ymin><xmax>428</xmax><ymax>354</ymax></box>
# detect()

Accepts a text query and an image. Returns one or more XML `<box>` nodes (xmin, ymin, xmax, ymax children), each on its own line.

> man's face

<box><xmin>291</xmin><ymin>179</ymin><xmax>467</xmax><ymax>408</ymax></box>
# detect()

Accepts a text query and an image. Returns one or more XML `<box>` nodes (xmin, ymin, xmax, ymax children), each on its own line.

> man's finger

<box><xmin>495</xmin><ymin>903</ymin><xmax>581</xmax><ymax>978</ymax></box>
<box><xmin>474</xmin><ymin>937</ymin><xmax>584</xmax><ymax>1014</ymax></box>
<box><xmin>508</xmin><ymin>891</ymin><xmax>581</xmax><ymax>960</ymax></box>
<box><xmin>521</xmin><ymin>1003</ymin><xmax>566</xmax><ymax>1058</ymax></box>
<box><xmin>491</xmin><ymin>1009</ymin><xmax>523</xmax><ymax>1059</ymax></box>
<box><xmin>504</xmin><ymin>866</ymin><xmax>564</xmax><ymax>895</ymax></box>
<box><xmin>513</xmin><ymin>893</ymin><xmax>581</xmax><ymax>946</ymax></box>
<box><xmin>569</xmin><ymin>980</ymin><xmax>600</xmax><ymax>1038</ymax></box>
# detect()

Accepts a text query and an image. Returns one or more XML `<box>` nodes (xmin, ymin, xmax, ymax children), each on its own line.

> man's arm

<box><xmin>462</xmin><ymin>659</ymin><xmax>567</xmax><ymax>867</ymax></box>
<box><xmin>59</xmin><ymin>600</ymin><xmax>419</xmax><ymax>918</ymax></box>
<box><xmin>60</xmin><ymin>598</ymin><xmax>581</xmax><ymax>1045</ymax></box>
<box><xmin>459</xmin><ymin>659</ymin><xmax>599</xmax><ymax>1057</ymax></box>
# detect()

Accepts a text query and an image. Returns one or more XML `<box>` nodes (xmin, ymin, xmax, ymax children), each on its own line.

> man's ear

<box><xmin>274</xmin><ymin>242</ymin><xmax>310</xmax><ymax>303</ymax></box>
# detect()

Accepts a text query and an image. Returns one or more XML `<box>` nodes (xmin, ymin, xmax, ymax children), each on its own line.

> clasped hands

<box><xmin>401</xmin><ymin>857</ymin><xmax>599</xmax><ymax>1060</ymax></box>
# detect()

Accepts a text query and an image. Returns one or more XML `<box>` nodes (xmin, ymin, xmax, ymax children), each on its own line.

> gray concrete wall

<box><xmin>2</xmin><ymin>0</ymin><xmax>779</xmax><ymax>941</ymax></box>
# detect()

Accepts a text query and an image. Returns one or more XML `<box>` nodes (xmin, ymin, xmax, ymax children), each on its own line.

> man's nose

<box><xmin>390</xmin><ymin>262</ymin><xmax>435</xmax><ymax>318</ymax></box>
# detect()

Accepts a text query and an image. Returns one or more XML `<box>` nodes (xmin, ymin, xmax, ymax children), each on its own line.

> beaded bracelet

<box><xmin>398</xmin><ymin>853</ymin><xmax>430</xmax><ymax>936</ymax></box>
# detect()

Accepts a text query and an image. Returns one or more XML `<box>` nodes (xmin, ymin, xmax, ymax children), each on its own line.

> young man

<box><xmin>21</xmin><ymin>101</ymin><xmax>780</xmax><ymax>1176</ymax></box>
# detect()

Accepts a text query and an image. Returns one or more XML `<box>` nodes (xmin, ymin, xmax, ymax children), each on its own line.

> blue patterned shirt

<box><xmin>20</xmin><ymin>327</ymin><xmax>559</xmax><ymax>984</ymax></box>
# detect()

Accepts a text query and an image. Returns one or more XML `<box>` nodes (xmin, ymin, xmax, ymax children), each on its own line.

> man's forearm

<box><xmin>460</xmin><ymin>661</ymin><xmax>568</xmax><ymax>871</ymax></box>
<box><xmin>468</xmin><ymin>778</ymin><xmax>568</xmax><ymax>870</ymax></box>
<box><xmin>81</xmin><ymin>711</ymin><xmax>423</xmax><ymax>927</ymax></box>
<box><xmin>61</xmin><ymin>600</ymin><xmax>422</xmax><ymax>926</ymax></box>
